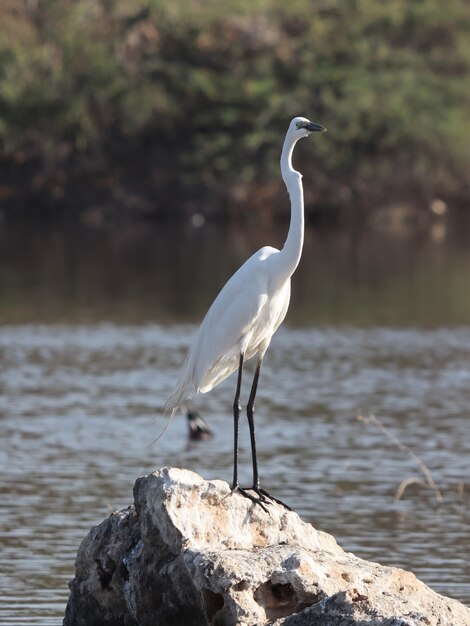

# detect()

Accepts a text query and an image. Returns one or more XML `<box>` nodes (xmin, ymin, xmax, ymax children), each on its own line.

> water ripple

<box><xmin>0</xmin><ymin>324</ymin><xmax>469</xmax><ymax>623</ymax></box>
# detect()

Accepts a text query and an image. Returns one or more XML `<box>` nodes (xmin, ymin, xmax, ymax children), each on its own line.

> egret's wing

<box><xmin>193</xmin><ymin>260</ymin><xmax>270</xmax><ymax>391</ymax></box>
<box><xmin>165</xmin><ymin>247</ymin><xmax>278</xmax><ymax>408</ymax></box>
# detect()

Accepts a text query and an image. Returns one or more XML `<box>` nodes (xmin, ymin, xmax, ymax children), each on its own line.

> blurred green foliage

<box><xmin>0</xmin><ymin>0</ymin><xmax>468</xmax><ymax>218</ymax></box>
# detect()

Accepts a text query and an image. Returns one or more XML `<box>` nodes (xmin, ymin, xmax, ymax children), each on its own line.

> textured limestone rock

<box><xmin>64</xmin><ymin>467</ymin><xmax>470</xmax><ymax>626</ymax></box>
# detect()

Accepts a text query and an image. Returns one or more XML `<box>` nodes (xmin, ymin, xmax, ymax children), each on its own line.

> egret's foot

<box><xmin>231</xmin><ymin>485</ymin><xmax>269</xmax><ymax>513</ymax></box>
<box><xmin>256</xmin><ymin>487</ymin><xmax>293</xmax><ymax>512</ymax></box>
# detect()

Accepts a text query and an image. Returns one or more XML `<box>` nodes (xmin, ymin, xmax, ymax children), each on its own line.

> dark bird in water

<box><xmin>186</xmin><ymin>409</ymin><xmax>213</xmax><ymax>441</ymax></box>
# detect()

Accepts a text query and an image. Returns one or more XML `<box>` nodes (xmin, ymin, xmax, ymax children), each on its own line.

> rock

<box><xmin>64</xmin><ymin>467</ymin><xmax>470</xmax><ymax>626</ymax></box>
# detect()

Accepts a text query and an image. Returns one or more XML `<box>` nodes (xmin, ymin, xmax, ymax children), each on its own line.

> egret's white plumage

<box><xmin>167</xmin><ymin>244</ymin><xmax>288</xmax><ymax>403</ymax></box>
<box><xmin>165</xmin><ymin>116</ymin><xmax>326</xmax><ymax>507</ymax></box>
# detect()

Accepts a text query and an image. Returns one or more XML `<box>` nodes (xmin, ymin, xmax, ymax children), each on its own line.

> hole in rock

<box><xmin>233</xmin><ymin>580</ymin><xmax>249</xmax><ymax>592</ymax></box>
<box><xmin>203</xmin><ymin>588</ymin><xmax>225</xmax><ymax>622</ymax></box>
<box><xmin>254</xmin><ymin>580</ymin><xmax>323</xmax><ymax>620</ymax></box>
<box><xmin>254</xmin><ymin>581</ymin><xmax>298</xmax><ymax>620</ymax></box>
<box><xmin>96</xmin><ymin>558</ymin><xmax>116</xmax><ymax>591</ymax></box>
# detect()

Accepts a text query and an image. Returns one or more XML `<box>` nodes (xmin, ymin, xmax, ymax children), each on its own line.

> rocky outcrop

<box><xmin>64</xmin><ymin>467</ymin><xmax>470</xmax><ymax>626</ymax></box>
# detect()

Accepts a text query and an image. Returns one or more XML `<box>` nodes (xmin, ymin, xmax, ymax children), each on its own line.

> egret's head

<box><xmin>289</xmin><ymin>116</ymin><xmax>326</xmax><ymax>139</ymax></box>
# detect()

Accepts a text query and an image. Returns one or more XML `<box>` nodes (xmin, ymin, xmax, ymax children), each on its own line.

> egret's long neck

<box><xmin>279</xmin><ymin>133</ymin><xmax>304</xmax><ymax>276</ymax></box>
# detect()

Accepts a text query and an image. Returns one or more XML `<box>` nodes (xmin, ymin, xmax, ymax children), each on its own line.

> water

<box><xmin>0</xmin><ymin>220</ymin><xmax>469</xmax><ymax>624</ymax></box>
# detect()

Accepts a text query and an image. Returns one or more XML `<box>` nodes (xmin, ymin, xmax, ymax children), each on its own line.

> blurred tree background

<box><xmin>0</xmin><ymin>0</ymin><xmax>468</xmax><ymax>222</ymax></box>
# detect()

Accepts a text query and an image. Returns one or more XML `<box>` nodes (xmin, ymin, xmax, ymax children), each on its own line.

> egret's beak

<box><xmin>305</xmin><ymin>121</ymin><xmax>327</xmax><ymax>133</ymax></box>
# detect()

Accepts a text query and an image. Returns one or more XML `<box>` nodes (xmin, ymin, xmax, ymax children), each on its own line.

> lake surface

<box><xmin>0</xmin><ymin>219</ymin><xmax>469</xmax><ymax>624</ymax></box>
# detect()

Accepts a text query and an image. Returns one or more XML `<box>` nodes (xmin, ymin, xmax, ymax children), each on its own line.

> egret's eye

<box><xmin>295</xmin><ymin>122</ymin><xmax>302</xmax><ymax>129</ymax></box>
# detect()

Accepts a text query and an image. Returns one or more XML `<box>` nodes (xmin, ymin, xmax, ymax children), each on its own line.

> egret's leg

<box><xmin>231</xmin><ymin>353</ymin><xmax>268</xmax><ymax>513</ymax></box>
<box><xmin>246</xmin><ymin>357</ymin><xmax>293</xmax><ymax>512</ymax></box>
<box><xmin>246</xmin><ymin>358</ymin><xmax>262</xmax><ymax>489</ymax></box>
<box><xmin>231</xmin><ymin>353</ymin><xmax>244</xmax><ymax>490</ymax></box>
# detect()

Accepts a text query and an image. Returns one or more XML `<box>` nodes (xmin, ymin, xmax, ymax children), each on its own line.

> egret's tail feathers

<box><xmin>163</xmin><ymin>380</ymin><xmax>191</xmax><ymax>417</ymax></box>
<box><xmin>163</xmin><ymin>352</ymin><xmax>195</xmax><ymax>415</ymax></box>
<box><xmin>152</xmin><ymin>406</ymin><xmax>177</xmax><ymax>446</ymax></box>
<box><xmin>152</xmin><ymin>389</ymin><xmax>185</xmax><ymax>447</ymax></box>
<box><xmin>153</xmin><ymin>360</ymin><xmax>194</xmax><ymax>446</ymax></box>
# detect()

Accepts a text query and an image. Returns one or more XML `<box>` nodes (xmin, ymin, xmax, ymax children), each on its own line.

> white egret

<box><xmin>165</xmin><ymin>116</ymin><xmax>326</xmax><ymax>509</ymax></box>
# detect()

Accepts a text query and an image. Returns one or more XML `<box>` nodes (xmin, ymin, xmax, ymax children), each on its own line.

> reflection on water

<box><xmin>0</xmin><ymin>218</ymin><xmax>469</xmax><ymax>326</ymax></box>
<box><xmin>0</xmin><ymin>221</ymin><xmax>469</xmax><ymax>624</ymax></box>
